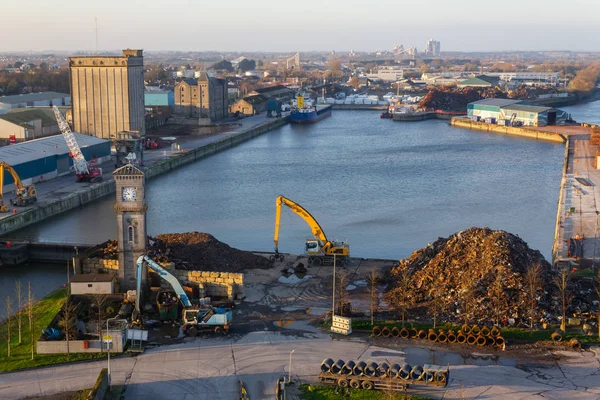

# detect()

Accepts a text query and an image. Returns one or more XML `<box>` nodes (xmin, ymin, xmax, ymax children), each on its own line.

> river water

<box><xmin>5</xmin><ymin>103</ymin><xmax>598</xmax><ymax>315</ymax></box>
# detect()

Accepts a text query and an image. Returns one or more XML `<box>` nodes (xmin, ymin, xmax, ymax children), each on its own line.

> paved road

<box><xmin>1</xmin><ymin>331</ymin><xmax>599</xmax><ymax>400</ymax></box>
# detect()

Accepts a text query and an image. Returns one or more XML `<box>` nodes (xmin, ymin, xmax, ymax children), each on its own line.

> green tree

<box><xmin>238</xmin><ymin>59</ymin><xmax>256</xmax><ymax>72</ymax></box>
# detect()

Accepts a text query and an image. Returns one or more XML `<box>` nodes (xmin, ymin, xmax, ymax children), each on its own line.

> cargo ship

<box><xmin>290</xmin><ymin>95</ymin><xmax>332</xmax><ymax>123</ymax></box>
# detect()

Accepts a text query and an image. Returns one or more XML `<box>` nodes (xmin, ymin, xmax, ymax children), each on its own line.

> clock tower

<box><xmin>113</xmin><ymin>164</ymin><xmax>148</xmax><ymax>291</ymax></box>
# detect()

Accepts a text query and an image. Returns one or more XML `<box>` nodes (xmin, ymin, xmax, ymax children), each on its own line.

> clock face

<box><xmin>122</xmin><ymin>187</ymin><xmax>137</xmax><ymax>202</ymax></box>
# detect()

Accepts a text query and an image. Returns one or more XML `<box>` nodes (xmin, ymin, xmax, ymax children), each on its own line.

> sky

<box><xmin>2</xmin><ymin>0</ymin><xmax>600</xmax><ymax>53</ymax></box>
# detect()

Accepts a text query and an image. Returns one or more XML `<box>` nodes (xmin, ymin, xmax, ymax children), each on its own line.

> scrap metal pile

<box><xmin>148</xmin><ymin>232</ymin><xmax>272</xmax><ymax>272</ymax></box>
<box><xmin>385</xmin><ymin>227</ymin><xmax>557</xmax><ymax>324</ymax></box>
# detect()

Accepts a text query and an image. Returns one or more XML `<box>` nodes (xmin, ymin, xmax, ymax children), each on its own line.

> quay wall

<box><xmin>450</xmin><ymin>118</ymin><xmax>566</xmax><ymax>144</ymax></box>
<box><xmin>552</xmin><ymin>136</ymin><xmax>573</xmax><ymax>264</ymax></box>
<box><xmin>0</xmin><ymin>117</ymin><xmax>290</xmax><ymax>236</ymax></box>
<box><xmin>393</xmin><ymin>112</ymin><xmax>461</xmax><ymax>121</ymax></box>
<box><xmin>331</xmin><ymin>104</ymin><xmax>387</xmax><ymax>110</ymax></box>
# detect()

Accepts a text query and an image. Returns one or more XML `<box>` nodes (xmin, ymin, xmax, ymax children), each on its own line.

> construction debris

<box><xmin>385</xmin><ymin>227</ymin><xmax>556</xmax><ymax>325</ymax></box>
<box><xmin>149</xmin><ymin>232</ymin><xmax>272</xmax><ymax>272</ymax></box>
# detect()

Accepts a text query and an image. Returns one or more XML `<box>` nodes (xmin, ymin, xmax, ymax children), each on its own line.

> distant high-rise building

<box><xmin>286</xmin><ymin>52</ymin><xmax>300</xmax><ymax>69</ymax></box>
<box><xmin>393</xmin><ymin>45</ymin><xmax>404</xmax><ymax>56</ymax></box>
<box><xmin>69</xmin><ymin>49</ymin><xmax>145</xmax><ymax>139</ymax></box>
<box><xmin>426</xmin><ymin>39</ymin><xmax>441</xmax><ymax>56</ymax></box>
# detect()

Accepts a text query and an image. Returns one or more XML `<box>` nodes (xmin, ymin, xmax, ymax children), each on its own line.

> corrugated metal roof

<box><xmin>501</xmin><ymin>104</ymin><xmax>552</xmax><ymax>113</ymax></box>
<box><xmin>470</xmin><ymin>98</ymin><xmax>522</xmax><ymax>107</ymax></box>
<box><xmin>0</xmin><ymin>132</ymin><xmax>109</xmax><ymax>166</ymax></box>
<box><xmin>0</xmin><ymin>107</ymin><xmax>68</xmax><ymax>126</ymax></box>
<box><xmin>0</xmin><ymin>92</ymin><xmax>70</xmax><ymax>104</ymax></box>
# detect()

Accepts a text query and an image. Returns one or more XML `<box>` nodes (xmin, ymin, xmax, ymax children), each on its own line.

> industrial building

<box><xmin>366</xmin><ymin>67</ymin><xmax>405</xmax><ymax>82</ymax></box>
<box><xmin>0</xmin><ymin>107</ymin><xmax>68</xmax><ymax>142</ymax></box>
<box><xmin>249</xmin><ymin>85</ymin><xmax>295</xmax><ymax>102</ymax></box>
<box><xmin>0</xmin><ymin>132</ymin><xmax>110</xmax><ymax>187</ymax></box>
<box><xmin>174</xmin><ymin>73</ymin><xmax>228</xmax><ymax>124</ymax></box>
<box><xmin>69</xmin><ymin>49</ymin><xmax>145</xmax><ymax>140</ymax></box>
<box><xmin>467</xmin><ymin>98</ymin><xmax>567</xmax><ymax>126</ymax></box>
<box><xmin>457</xmin><ymin>75</ymin><xmax>500</xmax><ymax>88</ymax></box>
<box><xmin>0</xmin><ymin>92</ymin><xmax>70</xmax><ymax>115</ymax></box>
<box><xmin>144</xmin><ymin>89</ymin><xmax>174</xmax><ymax>107</ymax></box>
<box><xmin>229</xmin><ymin>94</ymin><xmax>268</xmax><ymax>115</ymax></box>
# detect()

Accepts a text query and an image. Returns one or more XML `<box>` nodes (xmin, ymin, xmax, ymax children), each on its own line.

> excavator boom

<box><xmin>0</xmin><ymin>162</ymin><xmax>37</xmax><ymax>211</ymax></box>
<box><xmin>274</xmin><ymin>195</ymin><xmax>329</xmax><ymax>253</ymax></box>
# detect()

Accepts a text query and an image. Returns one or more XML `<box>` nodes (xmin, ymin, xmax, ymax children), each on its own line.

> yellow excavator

<box><xmin>273</xmin><ymin>195</ymin><xmax>350</xmax><ymax>266</ymax></box>
<box><xmin>0</xmin><ymin>162</ymin><xmax>37</xmax><ymax>212</ymax></box>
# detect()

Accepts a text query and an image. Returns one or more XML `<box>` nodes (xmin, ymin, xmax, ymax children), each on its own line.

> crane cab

<box><xmin>305</xmin><ymin>239</ymin><xmax>321</xmax><ymax>254</ymax></box>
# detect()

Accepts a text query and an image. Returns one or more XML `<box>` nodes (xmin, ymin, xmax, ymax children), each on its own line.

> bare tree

<box><xmin>15</xmin><ymin>280</ymin><xmax>22</xmax><ymax>345</ymax></box>
<box><xmin>59</xmin><ymin>300</ymin><xmax>77</xmax><ymax>359</ymax></box>
<box><xmin>5</xmin><ymin>296</ymin><xmax>11</xmax><ymax>357</ymax></box>
<box><xmin>553</xmin><ymin>268</ymin><xmax>572</xmax><ymax>332</ymax></box>
<box><xmin>488</xmin><ymin>271</ymin><xmax>506</xmax><ymax>326</ymax></box>
<box><xmin>386</xmin><ymin>268</ymin><xmax>415</xmax><ymax>326</ymax></box>
<box><xmin>27</xmin><ymin>282</ymin><xmax>34</xmax><ymax>360</ymax></box>
<box><xmin>524</xmin><ymin>264</ymin><xmax>543</xmax><ymax>330</ymax></box>
<box><xmin>365</xmin><ymin>267</ymin><xmax>379</xmax><ymax>326</ymax></box>
<box><xmin>336</xmin><ymin>269</ymin><xmax>351</xmax><ymax>316</ymax></box>
<box><xmin>428</xmin><ymin>284</ymin><xmax>445</xmax><ymax>329</ymax></box>
<box><xmin>91</xmin><ymin>294</ymin><xmax>108</xmax><ymax>341</ymax></box>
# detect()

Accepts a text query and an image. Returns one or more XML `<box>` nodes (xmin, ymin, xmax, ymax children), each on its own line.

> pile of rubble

<box><xmin>90</xmin><ymin>240</ymin><xmax>119</xmax><ymax>260</ymax></box>
<box><xmin>385</xmin><ymin>227</ymin><xmax>557</xmax><ymax>325</ymax></box>
<box><xmin>149</xmin><ymin>232</ymin><xmax>272</xmax><ymax>272</ymax></box>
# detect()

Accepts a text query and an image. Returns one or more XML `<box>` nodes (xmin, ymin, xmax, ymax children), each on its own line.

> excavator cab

<box><xmin>305</xmin><ymin>239</ymin><xmax>320</xmax><ymax>254</ymax></box>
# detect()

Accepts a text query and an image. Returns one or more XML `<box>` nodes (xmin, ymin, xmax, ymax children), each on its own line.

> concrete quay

<box><xmin>551</xmin><ymin>125</ymin><xmax>600</xmax><ymax>268</ymax></box>
<box><xmin>0</xmin><ymin>114</ymin><xmax>289</xmax><ymax>237</ymax></box>
<box><xmin>450</xmin><ymin>117</ymin><xmax>567</xmax><ymax>143</ymax></box>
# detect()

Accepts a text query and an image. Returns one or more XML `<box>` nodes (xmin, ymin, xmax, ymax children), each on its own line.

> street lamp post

<box><xmin>105</xmin><ymin>317</ymin><xmax>118</xmax><ymax>391</ymax></box>
<box><xmin>288</xmin><ymin>349</ymin><xmax>295</xmax><ymax>384</ymax></box>
<box><xmin>332</xmin><ymin>254</ymin><xmax>336</xmax><ymax>319</ymax></box>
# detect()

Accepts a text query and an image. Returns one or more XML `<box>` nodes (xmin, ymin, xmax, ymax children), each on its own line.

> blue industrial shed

<box><xmin>144</xmin><ymin>90</ymin><xmax>174</xmax><ymax>107</ymax></box>
<box><xmin>0</xmin><ymin>133</ymin><xmax>110</xmax><ymax>186</ymax></box>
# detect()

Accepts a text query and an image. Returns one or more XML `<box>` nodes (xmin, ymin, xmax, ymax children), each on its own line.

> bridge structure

<box><xmin>0</xmin><ymin>237</ymin><xmax>98</xmax><ymax>265</ymax></box>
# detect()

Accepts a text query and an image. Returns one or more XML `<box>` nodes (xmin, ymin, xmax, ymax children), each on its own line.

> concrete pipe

<box><xmin>349</xmin><ymin>379</ymin><xmax>361</xmax><ymax>389</ymax></box>
<box><xmin>422</xmin><ymin>370</ymin><xmax>435</xmax><ymax>383</ymax></box>
<box><xmin>361</xmin><ymin>380</ymin><xmax>374</xmax><ymax>390</ymax></box>
<box><xmin>331</xmin><ymin>359</ymin><xmax>345</xmax><ymax>374</ymax></box>
<box><xmin>337</xmin><ymin>378</ymin><xmax>349</xmax><ymax>387</ymax></box>
<box><xmin>491</xmin><ymin>326</ymin><xmax>501</xmax><ymax>337</ymax></box>
<box><xmin>353</xmin><ymin>361</ymin><xmax>367</xmax><ymax>376</ymax></box>
<box><xmin>400</xmin><ymin>327</ymin><xmax>410</xmax><ymax>339</ymax></box>
<box><xmin>446</xmin><ymin>329</ymin><xmax>456</xmax><ymax>343</ymax></box>
<box><xmin>494</xmin><ymin>336</ymin><xmax>505</xmax><ymax>347</ymax></box>
<box><xmin>391</xmin><ymin>326</ymin><xmax>400</xmax><ymax>338</ymax></box>
<box><xmin>570</xmin><ymin>338</ymin><xmax>582</xmax><ymax>350</ymax></box>
<box><xmin>437</xmin><ymin>331</ymin><xmax>448</xmax><ymax>343</ymax></box>
<box><xmin>398</xmin><ymin>363</ymin><xmax>412</xmax><ymax>380</ymax></box>
<box><xmin>364</xmin><ymin>362</ymin><xmax>378</xmax><ymax>377</ymax></box>
<box><xmin>409</xmin><ymin>328</ymin><xmax>419</xmax><ymax>338</ymax></box>
<box><xmin>551</xmin><ymin>332</ymin><xmax>563</xmax><ymax>343</ymax></box>
<box><xmin>321</xmin><ymin>358</ymin><xmax>334</xmax><ymax>373</ymax></box>
<box><xmin>428</xmin><ymin>330</ymin><xmax>438</xmax><ymax>342</ymax></box>
<box><xmin>372</xmin><ymin>326</ymin><xmax>382</xmax><ymax>337</ymax></box>
<box><xmin>388</xmin><ymin>363</ymin><xmax>401</xmax><ymax>378</ymax></box>
<box><xmin>381</xmin><ymin>326</ymin><xmax>391</xmax><ymax>337</ymax></box>
<box><xmin>410</xmin><ymin>365</ymin><xmax>424</xmax><ymax>380</ymax></box>
<box><xmin>341</xmin><ymin>360</ymin><xmax>356</xmax><ymax>376</ymax></box>
<box><xmin>435</xmin><ymin>371</ymin><xmax>448</xmax><ymax>385</ymax></box>
<box><xmin>480</xmin><ymin>326</ymin><xmax>491</xmax><ymax>337</ymax></box>
<box><xmin>457</xmin><ymin>333</ymin><xmax>467</xmax><ymax>344</ymax></box>
<box><xmin>461</xmin><ymin>324</ymin><xmax>472</xmax><ymax>334</ymax></box>
<box><xmin>476</xmin><ymin>335</ymin><xmax>487</xmax><ymax>346</ymax></box>
<box><xmin>466</xmin><ymin>334</ymin><xmax>477</xmax><ymax>345</ymax></box>
<box><xmin>471</xmin><ymin>325</ymin><xmax>481</xmax><ymax>335</ymax></box>
<box><xmin>417</xmin><ymin>329</ymin><xmax>427</xmax><ymax>340</ymax></box>
<box><xmin>376</xmin><ymin>362</ymin><xmax>389</xmax><ymax>377</ymax></box>
<box><xmin>485</xmin><ymin>335</ymin><xmax>495</xmax><ymax>346</ymax></box>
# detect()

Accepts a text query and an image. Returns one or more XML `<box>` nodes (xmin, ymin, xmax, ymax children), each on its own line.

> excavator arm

<box><xmin>135</xmin><ymin>255</ymin><xmax>192</xmax><ymax>317</ymax></box>
<box><xmin>274</xmin><ymin>195</ymin><xmax>329</xmax><ymax>254</ymax></box>
<box><xmin>0</xmin><ymin>161</ymin><xmax>25</xmax><ymax>192</ymax></box>
<box><xmin>0</xmin><ymin>162</ymin><xmax>37</xmax><ymax>211</ymax></box>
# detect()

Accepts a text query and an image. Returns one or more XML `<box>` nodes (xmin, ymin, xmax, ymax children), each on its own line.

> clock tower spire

<box><xmin>113</xmin><ymin>164</ymin><xmax>148</xmax><ymax>291</ymax></box>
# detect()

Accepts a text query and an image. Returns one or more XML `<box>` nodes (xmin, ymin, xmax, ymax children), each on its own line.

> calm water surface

<box><xmin>5</xmin><ymin>105</ymin><xmax>580</xmax><ymax>313</ymax></box>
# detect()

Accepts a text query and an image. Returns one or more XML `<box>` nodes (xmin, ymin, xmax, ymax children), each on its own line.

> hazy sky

<box><xmin>2</xmin><ymin>0</ymin><xmax>599</xmax><ymax>52</ymax></box>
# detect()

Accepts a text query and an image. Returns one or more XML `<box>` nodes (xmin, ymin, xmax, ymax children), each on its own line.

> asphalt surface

<box><xmin>1</xmin><ymin>330</ymin><xmax>599</xmax><ymax>400</ymax></box>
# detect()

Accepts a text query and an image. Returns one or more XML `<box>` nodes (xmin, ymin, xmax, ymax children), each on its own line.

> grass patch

<box><xmin>300</xmin><ymin>384</ymin><xmax>430</xmax><ymax>400</ymax></box>
<box><xmin>352</xmin><ymin>319</ymin><xmax>459</xmax><ymax>332</ymax></box>
<box><xmin>0</xmin><ymin>288</ymin><xmax>106</xmax><ymax>373</ymax></box>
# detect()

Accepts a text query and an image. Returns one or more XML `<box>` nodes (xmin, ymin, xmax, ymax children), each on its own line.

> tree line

<box><xmin>0</xmin><ymin>68</ymin><xmax>70</xmax><ymax>96</ymax></box>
